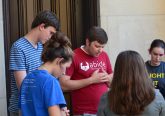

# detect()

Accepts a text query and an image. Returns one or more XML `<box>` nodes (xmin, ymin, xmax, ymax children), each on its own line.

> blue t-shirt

<box><xmin>9</xmin><ymin>37</ymin><xmax>43</xmax><ymax>112</ymax></box>
<box><xmin>146</xmin><ymin>61</ymin><xmax>165</xmax><ymax>98</ymax></box>
<box><xmin>20</xmin><ymin>70</ymin><xmax>66</xmax><ymax>116</ymax></box>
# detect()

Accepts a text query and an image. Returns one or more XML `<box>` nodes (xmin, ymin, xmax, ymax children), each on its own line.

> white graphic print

<box><xmin>80</xmin><ymin>61</ymin><xmax>106</xmax><ymax>71</ymax></box>
<box><xmin>80</xmin><ymin>62</ymin><xmax>89</xmax><ymax>71</ymax></box>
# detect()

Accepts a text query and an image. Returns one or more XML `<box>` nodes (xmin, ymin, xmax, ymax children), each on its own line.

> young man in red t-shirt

<box><xmin>59</xmin><ymin>26</ymin><xmax>113</xmax><ymax>116</ymax></box>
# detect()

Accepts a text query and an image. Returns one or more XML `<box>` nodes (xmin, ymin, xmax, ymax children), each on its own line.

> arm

<box><xmin>160</xmin><ymin>103</ymin><xmax>165</xmax><ymax>116</ymax></box>
<box><xmin>157</xmin><ymin>90</ymin><xmax>165</xmax><ymax>116</ymax></box>
<box><xmin>10</xmin><ymin>45</ymin><xmax>27</xmax><ymax>90</ymax></box>
<box><xmin>61</xmin><ymin>107</ymin><xmax>70</xmax><ymax>116</ymax></box>
<box><xmin>59</xmin><ymin>70</ymin><xmax>109</xmax><ymax>91</ymax></box>
<box><xmin>48</xmin><ymin>105</ymin><xmax>61</xmax><ymax>116</ymax></box>
<box><xmin>102</xmin><ymin>70</ymin><xmax>113</xmax><ymax>88</ymax></box>
<box><xmin>104</xmin><ymin>53</ymin><xmax>113</xmax><ymax>87</ymax></box>
<box><xmin>14</xmin><ymin>70</ymin><xmax>27</xmax><ymax>90</ymax></box>
<box><xmin>59</xmin><ymin>75</ymin><xmax>93</xmax><ymax>91</ymax></box>
<box><xmin>44</xmin><ymin>79</ymin><xmax>67</xmax><ymax>116</ymax></box>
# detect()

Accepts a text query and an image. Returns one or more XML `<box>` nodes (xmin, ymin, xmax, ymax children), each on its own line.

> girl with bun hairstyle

<box><xmin>19</xmin><ymin>32</ymin><xmax>73</xmax><ymax>116</ymax></box>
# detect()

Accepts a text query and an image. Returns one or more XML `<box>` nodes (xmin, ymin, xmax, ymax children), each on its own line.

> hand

<box><xmin>106</xmin><ymin>73</ymin><xmax>113</xmax><ymax>87</ymax></box>
<box><xmin>89</xmin><ymin>69</ymin><xmax>110</xmax><ymax>84</ymax></box>
<box><xmin>61</xmin><ymin>107</ymin><xmax>70</xmax><ymax>116</ymax></box>
<box><xmin>109</xmin><ymin>73</ymin><xmax>113</xmax><ymax>82</ymax></box>
<box><xmin>102</xmin><ymin>69</ymin><xmax>113</xmax><ymax>87</ymax></box>
<box><xmin>102</xmin><ymin>69</ymin><xmax>113</xmax><ymax>82</ymax></box>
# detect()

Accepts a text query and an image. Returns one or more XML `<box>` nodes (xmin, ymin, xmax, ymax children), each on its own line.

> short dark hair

<box><xmin>86</xmin><ymin>26</ymin><xmax>108</xmax><ymax>44</ymax></box>
<box><xmin>42</xmin><ymin>31</ymin><xmax>73</xmax><ymax>64</ymax></box>
<box><xmin>149</xmin><ymin>39</ymin><xmax>165</xmax><ymax>53</ymax></box>
<box><xmin>31</xmin><ymin>10</ymin><xmax>60</xmax><ymax>31</ymax></box>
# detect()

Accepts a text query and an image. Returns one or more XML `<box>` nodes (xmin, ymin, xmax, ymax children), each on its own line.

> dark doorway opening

<box><xmin>3</xmin><ymin>0</ymin><xmax>100</xmax><ymax>115</ymax></box>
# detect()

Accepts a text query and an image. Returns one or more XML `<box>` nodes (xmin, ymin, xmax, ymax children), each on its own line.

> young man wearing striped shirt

<box><xmin>8</xmin><ymin>10</ymin><xmax>60</xmax><ymax>116</ymax></box>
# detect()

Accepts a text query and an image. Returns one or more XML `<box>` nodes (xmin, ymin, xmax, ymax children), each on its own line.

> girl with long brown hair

<box><xmin>97</xmin><ymin>50</ymin><xmax>165</xmax><ymax>116</ymax></box>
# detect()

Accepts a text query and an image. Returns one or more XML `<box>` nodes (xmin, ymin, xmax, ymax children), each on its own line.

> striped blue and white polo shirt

<box><xmin>8</xmin><ymin>37</ymin><xmax>43</xmax><ymax>112</ymax></box>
